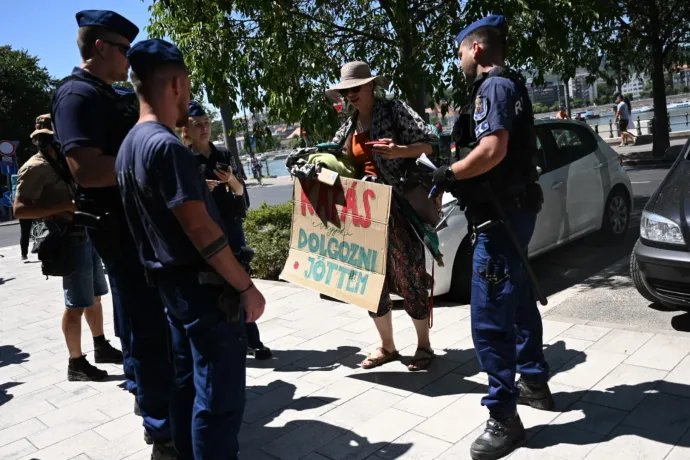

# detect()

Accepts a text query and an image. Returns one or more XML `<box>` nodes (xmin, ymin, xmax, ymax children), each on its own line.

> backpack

<box><xmin>30</xmin><ymin>151</ymin><xmax>77</xmax><ymax>278</ymax></box>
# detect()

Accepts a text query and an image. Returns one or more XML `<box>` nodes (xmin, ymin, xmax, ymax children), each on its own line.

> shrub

<box><xmin>244</xmin><ymin>202</ymin><xmax>293</xmax><ymax>280</ymax></box>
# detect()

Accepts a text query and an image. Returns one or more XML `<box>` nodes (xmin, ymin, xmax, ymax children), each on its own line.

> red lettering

<box><xmin>300</xmin><ymin>181</ymin><xmax>316</xmax><ymax>216</ymax></box>
<box><xmin>340</xmin><ymin>182</ymin><xmax>361</xmax><ymax>225</ymax></box>
<box><xmin>315</xmin><ymin>183</ymin><xmax>333</xmax><ymax>220</ymax></box>
<box><xmin>359</xmin><ymin>189</ymin><xmax>375</xmax><ymax>228</ymax></box>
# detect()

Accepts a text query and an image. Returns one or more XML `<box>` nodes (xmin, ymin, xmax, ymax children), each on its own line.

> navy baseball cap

<box><xmin>76</xmin><ymin>10</ymin><xmax>139</xmax><ymax>43</ymax></box>
<box><xmin>127</xmin><ymin>39</ymin><xmax>186</xmax><ymax>76</ymax></box>
<box><xmin>455</xmin><ymin>14</ymin><xmax>507</xmax><ymax>47</ymax></box>
<box><xmin>188</xmin><ymin>101</ymin><xmax>206</xmax><ymax>117</ymax></box>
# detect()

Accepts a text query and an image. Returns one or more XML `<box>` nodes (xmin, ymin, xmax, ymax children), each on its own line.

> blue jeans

<box><xmin>156</xmin><ymin>271</ymin><xmax>247</xmax><ymax>460</ymax></box>
<box><xmin>470</xmin><ymin>208</ymin><xmax>549</xmax><ymax>418</ymax></box>
<box><xmin>92</xmin><ymin>228</ymin><xmax>173</xmax><ymax>441</ymax></box>
<box><xmin>63</xmin><ymin>235</ymin><xmax>109</xmax><ymax>308</ymax></box>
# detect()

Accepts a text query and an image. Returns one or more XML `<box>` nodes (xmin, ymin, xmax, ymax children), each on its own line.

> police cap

<box><xmin>188</xmin><ymin>101</ymin><xmax>206</xmax><ymax>117</ymax></box>
<box><xmin>76</xmin><ymin>10</ymin><xmax>139</xmax><ymax>43</ymax></box>
<box><xmin>455</xmin><ymin>14</ymin><xmax>507</xmax><ymax>47</ymax></box>
<box><xmin>127</xmin><ymin>39</ymin><xmax>186</xmax><ymax>76</ymax></box>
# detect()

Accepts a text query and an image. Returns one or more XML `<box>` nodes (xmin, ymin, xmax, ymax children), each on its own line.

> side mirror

<box><xmin>536</xmin><ymin>166</ymin><xmax>543</xmax><ymax>176</ymax></box>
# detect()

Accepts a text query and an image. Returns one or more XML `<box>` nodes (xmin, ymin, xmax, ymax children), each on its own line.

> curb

<box><xmin>621</xmin><ymin>158</ymin><xmax>674</xmax><ymax>167</ymax></box>
<box><xmin>0</xmin><ymin>220</ymin><xmax>19</xmax><ymax>227</ymax></box>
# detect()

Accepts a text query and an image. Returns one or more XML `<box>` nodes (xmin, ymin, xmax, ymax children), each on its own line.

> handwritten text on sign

<box><xmin>280</xmin><ymin>175</ymin><xmax>392</xmax><ymax>312</ymax></box>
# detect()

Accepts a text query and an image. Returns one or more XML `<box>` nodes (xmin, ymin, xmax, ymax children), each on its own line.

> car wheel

<box><xmin>601</xmin><ymin>187</ymin><xmax>630</xmax><ymax>238</ymax></box>
<box><xmin>448</xmin><ymin>236</ymin><xmax>473</xmax><ymax>303</ymax></box>
<box><xmin>630</xmin><ymin>242</ymin><xmax>666</xmax><ymax>306</ymax></box>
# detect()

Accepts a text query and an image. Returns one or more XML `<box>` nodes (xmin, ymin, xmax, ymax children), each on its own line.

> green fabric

<box><xmin>393</xmin><ymin>192</ymin><xmax>442</xmax><ymax>263</ymax></box>
<box><xmin>307</xmin><ymin>153</ymin><xmax>358</xmax><ymax>178</ymax></box>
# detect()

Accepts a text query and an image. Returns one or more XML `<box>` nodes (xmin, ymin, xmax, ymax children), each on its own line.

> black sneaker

<box><xmin>151</xmin><ymin>441</ymin><xmax>177</xmax><ymax>460</ymax></box>
<box><xmin>94</xmin><ymin>340</ymin><xmax>124</xmax><ymax>364</ymax></box>
<box><xmin>144</xmin><ymin>430</ymin><xmax>153</xmax><ymax>445</ymax></box>
<box><xmin>68</xmin><ymin>355</ymin><xmax>108</xmax><ymax>382</ymax></box>
<box><xmin>248</xmin><ymin>345</ymin><xmax>273</xmax><ymax>360</ymax></box>
<box><xmin>470</xmin><ymin>415</ymin><xmax>525</xmax><ymax>460</ymax></box>
<box><xmin>517</xmin><ymin>377</ymin><xmax>555</xmax><ymax>411</ymax></box>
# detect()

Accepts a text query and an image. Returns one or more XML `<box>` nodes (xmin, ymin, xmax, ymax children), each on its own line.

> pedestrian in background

<box><xmin>13</xmin><ymin>114</ymin><xmax>122</xmax><ymax>382</ymax></box>
<box><xmin>19</xmin><ymin>218</ymin><xmax>32</xmax><ymax>261</ymax></box>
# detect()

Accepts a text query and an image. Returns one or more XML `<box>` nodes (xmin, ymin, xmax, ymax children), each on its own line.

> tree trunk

<box><xmin>651</xmin><ymin>46</ymin><xmax>670</xmax><ymax>158</ymax></box>
<box><xmin>564</xmin><ymin>79</ymin><xmax>571</xmax><ymax>118</ymax></box>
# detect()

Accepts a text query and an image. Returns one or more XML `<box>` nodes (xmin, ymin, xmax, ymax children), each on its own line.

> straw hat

<box><xmin>326</xmin><ymin>61</ymin><xmax>390</xmax><ymax>102</ymax></box>
<box><xmin>30</xmin><ymin>114</ymin><xmax>54</xmax><ymax>138</ymax></box>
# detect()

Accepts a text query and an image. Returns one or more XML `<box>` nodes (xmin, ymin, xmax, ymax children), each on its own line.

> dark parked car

<box><xmin>631</xmin><ymin>138</ymin><xmax>690</xmax><ymax>310</ymax></box>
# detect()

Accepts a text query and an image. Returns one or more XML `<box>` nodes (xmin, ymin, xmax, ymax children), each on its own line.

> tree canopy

<box><xmin>0</xmin><ymin>46</ymin><xmax>55</xmax><ymax>164</ymax></box>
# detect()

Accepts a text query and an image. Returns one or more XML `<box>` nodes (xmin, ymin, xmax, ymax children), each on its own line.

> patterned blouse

<box><xmin>332</xmin><ymin>98</ymin><xmax>438</xmax><ymax>194</ymax></box>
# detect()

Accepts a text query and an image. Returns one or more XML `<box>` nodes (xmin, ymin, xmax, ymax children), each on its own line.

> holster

<box><xmin>197</xmin><ymin>271</ymin><xmax>242</xmax><ymax>324</ymax></box>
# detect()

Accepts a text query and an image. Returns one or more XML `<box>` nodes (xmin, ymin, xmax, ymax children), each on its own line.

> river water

<box><xmin>247</xmin><ymin>108</ymin><xmax>690</xmax><ymax>179</ymax></box>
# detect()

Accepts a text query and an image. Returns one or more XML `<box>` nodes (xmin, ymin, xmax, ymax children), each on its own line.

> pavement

<box><xmin>3</xmin><ymin>190</ymin><xmax>690</xmax><ymax>460</ymax></box>
<box><xmin>613</xmin><ymin>138</ymin><xmax>687</xmax><ymax>166</ymax></box>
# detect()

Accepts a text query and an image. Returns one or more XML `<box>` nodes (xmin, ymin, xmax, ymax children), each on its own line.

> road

<box><xmin>2</xmin><ymin>167</ymin><xmax>684</xmax><ymax>331</ymax></box>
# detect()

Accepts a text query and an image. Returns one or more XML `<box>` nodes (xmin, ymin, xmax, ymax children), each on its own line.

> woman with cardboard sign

<box><xmin>327</xmin><ymin>61</ymin><xmax>442</xmax><ymax>371</ymax></box>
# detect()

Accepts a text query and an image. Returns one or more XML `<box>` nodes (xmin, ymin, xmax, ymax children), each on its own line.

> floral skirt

<box><xmin>370</xmin><ymin>202</ymin><xmax>432</xmax><ymax>320</ymax></box>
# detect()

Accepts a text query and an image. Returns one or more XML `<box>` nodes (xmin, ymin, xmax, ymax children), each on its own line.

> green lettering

<box><xmin>327</xmin><ymin>238</ymin><xmax>339</xmax><ymax>259</ymax></box>
<box><xmin>345</xmin><ymin>269</ymin><xmax>358</xmax><ymax>293</ymax></box>
<box><xmin>298</xmin><ymin>228</ymin><xmax>308</xmax><ymax>249</ymax></box>
<box><xmin>338</xmin><ymin>241</ymin><xmax>350</xmax><ymax>264</ymax></box>
<box><xmin>308</xmin><ymin>233</ymin><xmax>319</xmax><ymax>254</ymax></box>
<box><xmin>357</xmin><ymin>272</ymin><xmax>369</xmax><ymax>295</ymax></box>
<box><xmin>325</xmin><ymin>261</ymin><xmax>339</xmax><ymax>284</ymax></box>
<box><xmin>348</xmin><ymin>243</ymin><xmax>360</xmax><ymax>268</ymax></box>
<box><xmin>304</xmin><ymin>257</ymin><xmax>315</xmax><ymax>279</ymax></box>
<box><xmin>313</xmin><ymin>258</ymin><xmax>326</xmax><ymax>282</ymax></box>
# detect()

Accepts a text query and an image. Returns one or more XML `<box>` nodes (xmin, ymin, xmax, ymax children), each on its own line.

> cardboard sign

<box><xmin>280</xmin><ymin>174</ymin><xmax>392</xmax><ymax>312</ymax></box>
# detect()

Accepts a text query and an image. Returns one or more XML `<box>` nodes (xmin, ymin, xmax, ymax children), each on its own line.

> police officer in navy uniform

<box><xmin>433</xmin><ymin>15</ymin><xmax>553</xmax><ymax>460</ymax></box>
<box><xmin>116</xmin><ymin>39</ymin><xmax>266</xmax><ymax>460</ymax></box>
<box><xmin>184</xmin><ymin>101</ymin><xmax>272</xmax><ymax>360</ymax></box>
<box><xmin>51</xmin><ymin>10</ymin><xmax>175</xmax><ymax>458</ymax></box>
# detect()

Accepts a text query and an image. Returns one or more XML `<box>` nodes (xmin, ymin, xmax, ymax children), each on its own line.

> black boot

<box><xmin>470</xmin><ymin>415</ymin><xmax>525</xmax><ymax>460</ymax></box>
<box><xmin>151</xmin><ymin>440</ymin><xmax>177</xmax><ymax>460</ymax></box>
<box><xmin>93</xmin><ymin>337</ymin><xmax>124</xmax><ymax>364</ymax></box>
<box><xmin>517</xmin><ymin>377</ymin><xmax>555</xmax><ymax>411</ymax></box>
<box><xmin>68</xmin><ymin>355</ymin><xmax>108</xmax><ymax>382</ymax></box>
<box><xmin>144</xmin><ymin>430</ymin><xmax>153</xmax><ymax>445</ymax></box>
<box><xmin>248</xmin><ymin>345</ymin><xmax>273</xmax><ymax>360</ymax></box>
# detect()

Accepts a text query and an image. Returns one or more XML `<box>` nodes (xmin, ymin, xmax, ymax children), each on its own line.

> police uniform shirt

<box><xmin>116</xmin><ymin>121</ymin><xmax>226</xmax><ymax>270</ymax></box>
<box><xmin>472</xmin><ymin>76</ymin><xmax>521</xmax><ymax>142</ymax></box>
<box><xmin>52</xmin><ymin>67</ymin><xmax>137</xmax><ymax>206</ymax></box>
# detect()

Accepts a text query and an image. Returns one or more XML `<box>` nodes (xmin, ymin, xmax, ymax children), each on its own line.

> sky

<box><xmin>2</xmin><ymin>0</ymin><xmax>154</xmax><ymax>80</ymax></box>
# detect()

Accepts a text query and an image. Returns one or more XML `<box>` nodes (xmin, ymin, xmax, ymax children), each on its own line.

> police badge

<box><xmin>474</xmin><ymin>96</ymin><xmax>488</xmax><ymax>121</ymax></box>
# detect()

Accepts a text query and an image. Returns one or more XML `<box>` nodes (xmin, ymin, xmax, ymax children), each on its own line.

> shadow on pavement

<box><xmin>0</xmin><ymin>277</ymin><xmax>15</xmax><ymax>285</ymax></box>
<box><xmin>671</xmin><ymin>312</ymin><xmax>690</xmax><ymax>332</ymax></box>
<box><xmin>0</xmin><ymin>345</ymin><xmax>29</xmax><ymax>406</ymax></box>
<box><xmin>246</xmin><ymin>346</ymin><xmax>363</xmax><ymax>372</ymax></box>
<box><xmin>241</xmin><ymin>380</ymin><xmax>412</xmax><ymax>459</ymax></box>
<box><xmin>525</xmin><ymin>381</ymin><xmax>690</xmax><ymax>452</ymax></box>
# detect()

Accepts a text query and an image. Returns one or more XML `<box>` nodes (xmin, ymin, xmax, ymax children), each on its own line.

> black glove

<box><xmin>432</xmin><ymin>165</ymin><xmax>456</xmax><ymax>188</ymax></box>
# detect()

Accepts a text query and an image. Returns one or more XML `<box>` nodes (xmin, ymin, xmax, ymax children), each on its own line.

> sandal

<box><xmin>361</xmin><ymin>347</ymin><xmax>400</xmax><ymax>369</ymax></box>
<box><xmin>408</xmin><ymin>347</ymin><xmax>435</xmax><ymax>372</ymax></box>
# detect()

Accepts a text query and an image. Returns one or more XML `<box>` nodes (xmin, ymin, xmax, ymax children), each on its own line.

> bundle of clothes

<box><xmin>284</xmin><ymin>146</ymin><xmax>358</xmax><ymax>179</ymax></box>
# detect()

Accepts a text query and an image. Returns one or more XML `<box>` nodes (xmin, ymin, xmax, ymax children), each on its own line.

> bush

<box><xmin>244</xmin><ymin>202</ymin><xmax>293</xmax><ymax>280</ymax></box>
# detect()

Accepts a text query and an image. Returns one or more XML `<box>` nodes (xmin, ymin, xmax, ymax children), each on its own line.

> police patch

<box><xmin>475</xmin><ymin>120</ymin><xmax>489</xmax><ymax>137</ymax></box>
<box><xmin>474</xmin><ymin>96</ymin><xmax>488</xmax><ymax>121</ymax></box>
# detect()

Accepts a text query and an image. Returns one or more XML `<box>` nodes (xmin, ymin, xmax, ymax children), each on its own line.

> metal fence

<box><xmin>591</xmin><ymin>112</ymin><xmax>690</xmax><ymax>138</ymax></box>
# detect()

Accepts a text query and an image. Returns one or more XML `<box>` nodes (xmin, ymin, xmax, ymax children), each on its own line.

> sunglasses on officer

<box><xmin>101</xmin><ymin>39</ymin><xmax>131</xmax><ymax>56</ymax></box>
<box><xmin>338</xmin><ymin>85</ymin><xmax>362</xmax><ymax>98</ymax></box>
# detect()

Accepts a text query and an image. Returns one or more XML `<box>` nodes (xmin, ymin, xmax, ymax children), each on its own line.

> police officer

<box><xmin>51</xmin><ymin>10</ymin><xmax>174</xmax><ymax>457</ymax></box>
<box><xmin>432</xmin><ymin>15</ymin><xmax>553</xmax><ymax>460</ymax></box>
<box><xmin>183</xmin><ymin>101</ymin><xmax>272</xmax><ymax>360</ymax></box>
<box><xmin>116</xmin><ymin>39</ymin><xmax>265</xmax><ymax>460</ymax></box>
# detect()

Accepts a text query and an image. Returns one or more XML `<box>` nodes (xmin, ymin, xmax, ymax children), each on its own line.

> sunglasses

<box><xmin>101</xmin><ymin>40</ymin><xmax>131</xmax><ymax>56</ymax></box>
<box><xmin>339</xmin><ymin>85</ymin><xmax>362</xmax><ymax>97</ymax></box>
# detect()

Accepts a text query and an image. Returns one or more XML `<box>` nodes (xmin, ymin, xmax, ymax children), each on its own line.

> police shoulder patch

<box><xmin>474</xmin><ymin>96</ymin><xmax>488</xmax><ymax>121</ymax></box>
<box><xmin>475</xmin><ymin>120</ymin><xmax>489</xmax><ymax>137</ymax></box>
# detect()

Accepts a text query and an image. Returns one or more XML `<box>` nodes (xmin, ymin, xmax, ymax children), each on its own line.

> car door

<box><xmin>547</xmin><ymin>123</ymin><xmax>605</xmax><ymax>237</ymax></box>
<box><xmin>529</xmin><ymin>125</ymin><xmax>570</xmax><ymax>253</ymax></box>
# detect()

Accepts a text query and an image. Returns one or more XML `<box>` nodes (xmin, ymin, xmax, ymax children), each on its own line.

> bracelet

<box><xmin>238</xmin><ymin>282</ymin><xmax>254</xmax><ymax>294</ymax></box>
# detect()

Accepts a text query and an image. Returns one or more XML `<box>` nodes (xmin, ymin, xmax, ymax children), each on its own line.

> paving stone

<box><xmin>318</xmin><ymin>408</ymin><xmax>424</xmax><ymax>460</ymax></box>
<box><xmin>0</xmin><ymin>385</ymin><xmax>65</xmax><ymax>431</ymax></box>
<box><xmin>550</xmin><ymin>401</ymin><xmax>628</xmax><ymax>436</ymax></box>
<box><xmin>625</xmin><ymin>335</ymin><xmax>690</xmax><ymax>371</ymax></box>
<box><xmin>93</xmin><ymin>413</ymin><xmax>141</xmax><ymax>442</ymax></box>
<box><xmin>377</xmin><ymin>429</ymin><xmax>451</xmax><ymax>459</ymax></box>
<box><xmin>544</xmin><ymin>336</ymin><xmax>594</xmax><ymax>374</ymax></box>
<box><xmin>589</xmin><ymin>329</ymin><xmax>653</xmax><ymax>356</ymax></box>
<box><xmin>525</xmin><ymin>424</ymin><xmax>605</xmax><ymax>459</ymax></box>
<box><xmin>30</xmin><ymin>408</ymin><xmax>111</xmax><ymax>448</ymax></box>
<box><xmin>394</xmin><ymin>371</ymin><xmax>480</xmax><ymax>418</ymax></box>
<box><xmin>663</xmin><ymin>428</ymin><xmax>690</xmax><ymax>460</ymax></box>
<box><xmin>0</xmin><ymin>418</ymin><xmax>48</xmax><ymax>449</ymax></box>
<box><xmin>243</xmin><ymin>380</ymin><xmax>322</xmax><ymax>423</ymax></box>
<box><xmin>415</xmin><ymin>393</ymin><xmax>486</xmax><ymax>444</ymax></box>
<box><xmin>560</xmin><ymin>325</ymin><xmax>612</xmax><ymax>342</ymax></box>
<box><xmin>18</xmin><ymin>430</ymin><xmax>108</xmax><ymax>460</ymax></box>
<box><xmin>551</xmin><ymin>350</ymin><xmax>627</xmax><ymax>389</ymax></box>
<box><xmin>620</xmin><ymin>392</ymin><xmax>690</xmax><ymax>442</ymax></box>
<box><xmin>88</xmin><ymin>428</ymin><xmax>148</xmax><ymax>460</ymax></box>
<box><xmin>0</xmin><ymin>439</ymin><xmax>37</xmax><ymax>460</ymax></box>
<box><xmin>657</xmin><ymin>355</ymin><xmax>690</xmax><ymax>399</ymax></box>
<box><xmin>435</xmin><ymin>425</ymin><xmax>486</xmax><ymax>460</ymax></box>
<box><xmin>583</xmin><ymin>426</ymin><xmax>674</xmax><ymax>460</ymax></box>
<box><xmin>261</xmin><ymin>420</ymin><xmax>346</xmax><ymax>460</ymax></box>
<box><xmin>581</xmin><ymin>364</ymin><xmax>667</xmax><ymax>411</ymax></box>
<box><xmin>320</xmin><ymin>388</ymin><xmax>404</xmax><ymax>430</ymax></box>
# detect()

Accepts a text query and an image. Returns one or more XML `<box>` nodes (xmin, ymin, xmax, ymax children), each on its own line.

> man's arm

<box><xmin>14</xmin><ymin>197</ymin><xmax>75</xmax><ymax>220</ymax></box>
<box><xmin>172</xmin><ymin>201</ymin><xmax>252</xmax><ymax>291</ymax></box>
<box><xmin>66</xmin><ymin>148</ymin><xmax>117</xmax><ymax>188</ymax></box>
<box><xmin>451</xmin><ymin>131</ymin><xmax>509</xmax><ymax>180</ymax></box>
